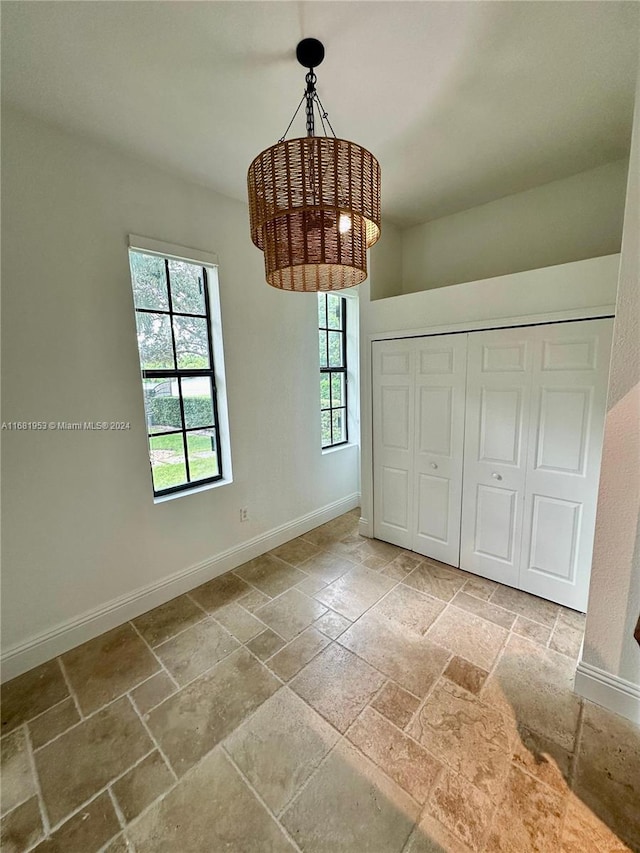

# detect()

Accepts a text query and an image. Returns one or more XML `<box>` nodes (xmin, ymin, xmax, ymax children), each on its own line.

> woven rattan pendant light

<box><xmin>248</xmin><ymin>38</ymin><xmax>381</xmax><ymax>292</ymax></box>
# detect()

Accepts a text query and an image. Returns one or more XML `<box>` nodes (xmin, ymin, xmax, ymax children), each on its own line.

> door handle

<box><xmin>492</xmin><ymin>472</ymin><xmax>502</xmax><ymax>480</ymax></box>
<box><xmin>430</xmin><ymin>462</ymin><xmax>438</xmax><ymax>469</ymax></box>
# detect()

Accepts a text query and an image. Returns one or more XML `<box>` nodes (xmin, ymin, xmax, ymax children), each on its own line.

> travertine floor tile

<box><xmin>34</xmin><ymin>697</ymin><xmax>152</xmax><ymax>825</ymax></box>
<box><xmin>254</xmin><ymin>588</ymin><xmax>327</xmax><ymax>641</ymax></box>
<box><xmin>369</xmin><ymin>583</ymin><xmax>444</xmax><ymax>637</ymax></box>
<box><xmin>486</xmin><ymin>764</ymin><xmax>565</xmax><ymax>852</ymax></box>
<box><xmin>356</xmin><ymin>538</ymin><xmax>403</xmax><ymax>565</ymax></box>
<box><xmin>340</xmin><ymin>612</ymin><xmax>450</xmax><ymax>698</ymax></box>
<box><xmin>512</xmin><ymin>724</ymin><xmax>571</xmax><ymax>794</ymax></box>
<box><xmin>443</xmin><ymin>656</ymin><xmax>488</xmax><ymax>696</ymax></box>
<box><xmin>314</xmin><ymin>565</ymin><xmax>395</xmax><ymax>621</ymax></box>
<box><xmin>549</xmin><ymin>618</ymin><xmax>583</xmax><ymax>659</ymax></box>
<box><xmin>462</xmin><ymin>575</ymin><xmax>498</xmax><ymax>602</ymax></box>
<box><xmin>1</xmin><ymin>661</ymin><xmax>69</xmax><ymax>734</ymax></box>
<box><xmin>61</xmin><ymin>624</ymin><xmax>159</xmax><ymax>715</ymax></box>
<box><xmin>572</xmin><ymin>700</ymin><xmax>640</xmax><ymax>851</ymax></box>
<box><xmin>154</xmin><ymin>618</ymin><xmax>239</xmax><ymax>685</ymax></box>
<box><xmin>371</xmin><ymin>682</ymin><xmax>420</xmax><ymax>730</ymax></box>
<box><xmin>314</xmin><ymin>609</ymin><xmax>351</xmax><ymax>639</ymax></box>
<box><xmin>0</xmin><ymin>797</ymin><xmax>43</xmax><ymax>853</ymax></box>
<box><xmin>266</xmin><ymin>627</ymin><xmax>330</xmax><ymax>681</ymax></box>
<box><xmin>128</xmin><ymin>748</ymin><xmax>296</xmax><ymax>852</ymax></box>
<box><xmin>102</xmin><ymin>834</ymin><xmax>133</xmax><ymax>853</ymax></box>
<box><xmin>2</xmin><ymin>514</ymin><xmax>624</xmax><ymax>853</ymax></box>
<box><xmin>225</xmin><ymin>688</ymin><xmax>339</xmax><ymax>814</ymax></box>
<box><xmin>483</xmin><ymin>633</ymin><xmax>582</xmax><ymax>751</ymax></box>
<box><xmin>28</xmin><ymin>698</ymin><xmax>80</xmax><ymax>750</ymax></box>
<box><xmin>402</xmin><ymin>562</ymin><xmax>466</xmax><ymax>602</ymax></box>
<box><xmin>428</xmin><ymin>768</ymin><xmax>495</xmax><ymax>851</ymax></box>
<box><xmin>245</xmin><ymin>628</ymin><xmax>286</xmax><ymax>661</ymax></box>
<box><xmin>409</xmin><ymin>679</ymin><xmax>511</xmax><ymax>800</ymax></box>
<box><xmin>1</xmin><ymin>728</ymin><xmax>35</xmax><ymax>817</ymax></box>
<box><xmin>146</xmin><ymin>647</ymin><xmax>279</xmax><ymax>776</ymax></box>
<box><xmin>237</xmin><ymin>587</ymin><xmax>271</xmax><ymax>613</ymax></box>
<box><xmin>490</xmin><ymin>585</ymin><xmax>559</xmax><ymax>627</ymax></box>
<box><xmin>451</xmin><ymin>591</ymin><xmax>516</xmax><ymax>630</ymax></box>
<box><xmin>270</xmin><ymin>537</ymin><xmax>320</xmax><ymax>567</ymax></box>
<box><xmin>290</xmin><ymin>644</ymin><xmax>385</xmax><ymax>732</ymax></box>
<box><xmin>296</xmin><ymin>574</ymin><xmax>327</xmax><ymax>595</ymax></box>
<box><xmin>557</xmin><ymin>607</ymin><xmax>586</xmax><ymax>632</ymax></box>
<box><xmin>132</xmin><ymin>595</ymin><xmax>204</xmax><ymax>647</ymax></box>
<box><xmin>213</xmin><ymin>602</ymin><xmax>266</xmax><ymax>642</ymax></box>
<box><xmin>561</xmin><ymin>796</ymin><xmax>631</xmax><ymax>853</ymax></box>
<box><xmin>235</xmin><ymin>554</ymin><xmax>307</xmax><ymax>597</ymax></box>
<box><xmin>299</xmin><ymin>551</ymin><xmax>358</xmax><ymax>583</ymax></box>
<box><xmin>33</xmin><ymin>791</ymin><xmax>120</xmax><ymax>852</ymax></box>
<box><xmin>281</xmin><ymin>741</ymin><xmax>419</xmax><ymax>853</ymax></box>
<box><xmin>427</xmin><ymin>605</ymin><xmax>508</xmax><ymax>671</ymax></box>
<box><xmin>512</xmin><ymin>614</ymin><xmax>552</xmax><ymax>645</ymax></box>
<box><xmin>130</xmin><ymin>671</ymin><xmax>175</xmax><ymax>715</ymax></box>
<box><xmin>111</xmin><ymin>751</ymin><xmax>174</xmax><ymax>823</ymax></box>
<box><xmin>347</xmin><ymin>707</ymin><xmax>441</xmax><ymax>804</ymax></box>
<box><xmin>403</xmin><ymin>810</ymin><xmax>474</xmax><ymax>853</ymax></box>
<box><xmin>189</xmin><ymin>572</ymin><xmax>252</xmax><ymax>612</ymax></box>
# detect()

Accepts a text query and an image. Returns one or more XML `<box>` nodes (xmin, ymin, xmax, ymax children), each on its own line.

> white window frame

<box><xmin>128</xmin><ymin>235</ymin><xmax>233</xmax><ymax>502</ymax></box>
<box><xmin>319</xmin><ymin>289</ymin><xmax>360</xmax><ymax>454</ymax></box>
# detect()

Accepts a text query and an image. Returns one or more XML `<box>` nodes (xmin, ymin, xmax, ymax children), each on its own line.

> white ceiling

<box><xmin>2</xmin><ymin>1</ymin><xmax>639</xmax><ymax>226</ymax></box>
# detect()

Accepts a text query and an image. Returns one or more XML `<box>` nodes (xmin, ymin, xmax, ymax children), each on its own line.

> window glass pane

<box><xmin>321</xmin><ymin>411</ymin><xmax>332</xmax><ymax>447</ymax></box>
<box><xmin>143</xmin><ymin>378</ymin><xmax>182</xmax><ymax>433</ymax></box>
<box><xmin>130</xmin><ymin>253</ymin><xmax>168</xmax><ymax>311</ymax></box>
<box><xmin>319</xmin><ymin>330</ymin><xmax>328</xmax><ymax>368</ymax></box>
<box><xmin>331</xmin><ymin>372</ymin><xmax>345</xmax><ymax>407</ymax></box>
<box><xmin>320</xmin><ymin>374</ymin><xmax>330</xmax><ymax>409</ymax></box>
<box><xmin>168</xmin><ymin>260</ymin><xmax>206</xmax><ymax>315</ymax></box>
<box><xmin>327</xmin><ymin>295</ymin><xmax>342</xmax><ymax>329</ymax></box>
<box><xmin>328</xmin><ymin>331</ymin><xmax>343</xmax><ymax>368</ymax></box>
<box><xmin>150</xmin><ymin>433</ymin><xmax>187</xmax><ymax>491</ymax></box>
<box><xmin>318</xmin><ymin>294</ymin><xmax>327</xmax><ymax>328</ymax></box>
<box><xmin>173</xmin><ymin>316</ymin><xmax>210</xmax><ymax>369</ymax></box>
<box><xmin>332</xmin><ymin>409</ymin><xmax>346</xmax><ymax>444</ymax></box>
<box><xmin>187</xmin><ymin>429</ymin><xmax>219</xmax><ymax>481</ymax></box>
<box><xmin>136</xmin><ymin>313</ymin><xmax>174</xmax><ymax>370</ymax></box>
<box><xmin>182</xmin><ymin>377</ymin><xmax>215</xmax><ymax>429</ymax></box>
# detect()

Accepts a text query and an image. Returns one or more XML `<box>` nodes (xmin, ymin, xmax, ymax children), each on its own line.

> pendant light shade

<box><xmin>247</xmin><ymin>39</ymin><xmax>381</xmax><ymax>292</ymax></box>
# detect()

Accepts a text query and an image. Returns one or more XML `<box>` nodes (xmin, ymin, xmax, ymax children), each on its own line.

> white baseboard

<box><xmin>358</xmin><ymin>517</ymin><xmax>372</xmax><ymax>538</ymax></box>
<box><xmin>574</xmin><ymin>660</ymin><xmax>640</xmax><ymax>725</ymax></box>
<box><xmin>1</xmin><ymin>493</ymin><xmax>360</xmax><ymax>683</ymax></box>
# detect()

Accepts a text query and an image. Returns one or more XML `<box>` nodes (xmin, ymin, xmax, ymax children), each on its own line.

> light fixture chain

<box><xmin>305</xmin><ymin>71</ymin><xmax>317</xmax><ymax>137</ymax></box>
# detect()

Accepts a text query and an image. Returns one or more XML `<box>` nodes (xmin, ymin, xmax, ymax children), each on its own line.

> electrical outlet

<box><xmin>240</xmin><ymin>507</ymin><xmax>249</xmax><ymax>522</ymax></box>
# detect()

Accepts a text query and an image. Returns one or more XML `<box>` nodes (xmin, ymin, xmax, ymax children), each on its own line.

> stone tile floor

<box><xmin>1</xmin><ymin>509</ymin><xmax>639</xmax><ymax>852</ymax></box>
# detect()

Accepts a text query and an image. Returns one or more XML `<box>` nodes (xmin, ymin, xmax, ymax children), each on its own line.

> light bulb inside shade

<box><xmin>339</xmin><ymin>213</ymin><xmax>352</xmax><ymax>234</ymax></box>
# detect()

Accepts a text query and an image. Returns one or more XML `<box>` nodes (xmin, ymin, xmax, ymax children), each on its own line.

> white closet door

<box><xmin>372</xmin><ymin>339</ymin><xmax>414</xmax><ymax>549</ymax></box>
<box><xmin>413</xmin><ymin>334</ymin><xmax>467</xmax><ymax>565</ymax></box>
<box><xmin>460</xmin><ymin>328</ymin><xmax>534</xmax><ymax>586</ymax></box>
<box><xmin>519</xmin><ymin>319</ymin><xmax>613</xmax><ymax>610</ymax></box>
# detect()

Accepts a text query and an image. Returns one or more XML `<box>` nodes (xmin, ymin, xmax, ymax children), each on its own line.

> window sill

<box><xmin>321</xmin><ymin>442</ymin><xmax>358</xmax><ymax>456</ymax></box>
<box><xmin>153</xmin><ymin>476</ymin><xmax>233</xmax><ymax>504</ymax></box>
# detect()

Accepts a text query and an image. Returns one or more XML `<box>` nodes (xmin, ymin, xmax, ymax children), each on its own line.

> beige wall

<box><xmin>369</xmin><ymin>160</ymin><xmax>628</xmax><ymax>299</ymax></box>
<box><xmin>0</xmin><ymin>107</ymin><xmax>360</xmax><ymax>677</ymax></box>
<box><xmin>369</xmin><ymin>220</ymin><xmax>403</xmax><ymax>300</ymax></box>
<box><xmin>579</xmin><ymin>73</ymin><xmax>640</xmax><ymax>721</ymax></box>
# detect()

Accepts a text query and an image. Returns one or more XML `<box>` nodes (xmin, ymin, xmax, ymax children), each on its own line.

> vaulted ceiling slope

<box><xmin>2</xmin><ymin>1</ymin><xmax>638</xmax><ymax>226</ymax></box>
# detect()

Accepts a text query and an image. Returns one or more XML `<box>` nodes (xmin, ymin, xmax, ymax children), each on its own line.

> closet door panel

<box><xmin>413</xmin><ymin>334</ymin><xmax>467</xmax><ymax>565</ymax></box>
<box><xmin>372</xmin><ymin>340</ymin><xmax>414</xmax><ymax>548</ymax></box>
<box><xmin>519</xmin><ymin>319</ymin><xmax>613</xmax><ymax>610</ymax></box>
<box><xmin>460</xmin><ymin>329</ymin><xmax>533</xmax><ymax>586</ymax></box>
